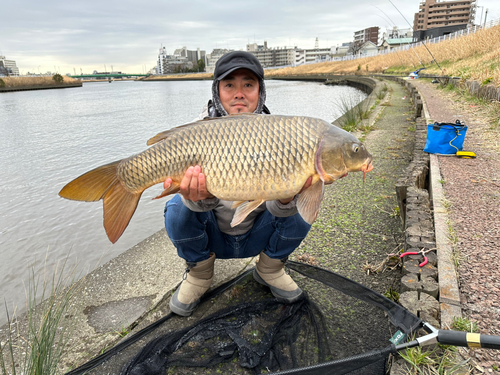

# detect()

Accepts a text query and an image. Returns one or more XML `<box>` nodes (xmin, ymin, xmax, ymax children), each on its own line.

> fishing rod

<box><xmin>388</xmin><ymin>0</ymin><xmax>444</xmax><ymax>74</ymax></box>
<box><xmin>409</xmin><ymin>44</ymin><xmax>426</xmax><ymax>68</ymax></box>
<box><xmin>373</xmin><ymin>6</ymin><xmax>416</xmax><ymax>68</ymax></box>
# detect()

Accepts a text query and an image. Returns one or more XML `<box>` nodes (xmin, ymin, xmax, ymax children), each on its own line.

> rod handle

<box><xmin>438</xmin><ymin>330</ymin><xmax>500</xmax><ymax>350</ymax></box>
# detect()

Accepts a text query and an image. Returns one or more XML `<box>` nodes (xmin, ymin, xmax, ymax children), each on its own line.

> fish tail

<box><xmin>59</xmin><ymin>161</ymin><xmax>142</xmax><ymax>243</ymax></box>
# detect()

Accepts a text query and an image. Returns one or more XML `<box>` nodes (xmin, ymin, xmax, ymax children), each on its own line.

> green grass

<box><xmin>451</xmin><ymin>317</ymin><xmax>479</xmax><ymax>333</ymax></box>
<box><xmin>336</xmin><ymin>96</ymin><xmax>360</xmax><ymax>131</ymax></box>
<box><xmin>334</xmin><ymin>93</ymin><xmax>374</xmax><ymax>132</ymax></box>
<box><xmin>399</xmin><ymin>343</ymin><xmax>468</xmax><ymax>375</ymax></box>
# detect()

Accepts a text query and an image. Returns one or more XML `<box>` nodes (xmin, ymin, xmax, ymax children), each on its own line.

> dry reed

<box><xmin>1</xmin><ymin>75</ymin><xmax>80</xmax><ymax>88</ymax></box>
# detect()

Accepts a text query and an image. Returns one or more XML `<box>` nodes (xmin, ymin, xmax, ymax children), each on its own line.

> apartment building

<box><xmin>413</xmin><ymin>0</ymin><xmax>475</xmax><ymax>31</ymax></box>
<box><xmin>205</xmin><ymin>49</ymin><xmax>233</xmax><ymax>73</ymax></box>
<box><xmin>173</xmin><ymin>46</ymin><xmax>206</xmax><ymax>66</ymax></box>
<box><xmin>0</xmin><ymin>55</ymin><xmax>20</xmax><ymax>76</ymax></box>
<box><xmin>157</xmin><ymin>46</ymin><xmax>192</xmax><ymax>74</ymax></box>
<box><xmin>247</xmin><ymin>41</ymin><xmax>333</xmax><ymax>68</ymax></box>
<box><xmin>353</xmin><ymin>27</ymin><xmax>380</xmax><ymax>45</ymax></box>
<box><xmin>247</xmin><ymin>42</ymin><xmax>296</xmax><ymax>67</ymax></box>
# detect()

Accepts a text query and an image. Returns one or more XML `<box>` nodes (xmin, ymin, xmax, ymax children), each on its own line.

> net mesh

<box><xmin>66</xmin><ymin>262</ymin><xmax>422</xmax><ymax>375</ymax></box>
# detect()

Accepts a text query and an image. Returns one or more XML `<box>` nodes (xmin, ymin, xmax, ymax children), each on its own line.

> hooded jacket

<box><xmin>181</xmin><ymin>52</ymin><xmax>298</xmax><ymax>235</ymax></box>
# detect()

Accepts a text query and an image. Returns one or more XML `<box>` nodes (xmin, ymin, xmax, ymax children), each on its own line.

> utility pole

<box><xmin>484</xmin><ymin>9</ymin><xmax>488</xmax><ymax>27</ymax></box>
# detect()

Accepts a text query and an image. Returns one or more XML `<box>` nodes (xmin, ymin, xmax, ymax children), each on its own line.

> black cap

<box><xmin>213</xmin><ymin>51</ymin><xmax>264</xmax><ymax>81</ymax></box>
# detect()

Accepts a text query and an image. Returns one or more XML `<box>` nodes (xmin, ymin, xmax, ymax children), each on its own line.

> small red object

<box><xmin>400</xmin><ymin>251</ymin><xmax>428</xmax><ymax>267</ymax></box>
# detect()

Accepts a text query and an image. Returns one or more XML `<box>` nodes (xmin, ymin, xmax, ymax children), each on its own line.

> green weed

<box><xmin>451</xmin><ymin>316</ymin><xmax>479</xmax><ymax>333</ymax></box>
<box><xmin>0</xmin><ymin>258</ymin><xmax>81</xmax><ymax>375</ymax></box>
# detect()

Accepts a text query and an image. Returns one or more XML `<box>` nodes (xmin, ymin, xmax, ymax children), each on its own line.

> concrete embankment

<box><xmin>1</xmin><ymin>74</ymin><xmax>457</xmax><ymax>372</ymax></box>
<box><xmin>0</xmin><ymin>83</ymin><xmax>82</xmax><ymax>92</ymax></box>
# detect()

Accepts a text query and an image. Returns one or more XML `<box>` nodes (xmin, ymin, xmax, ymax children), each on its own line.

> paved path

<box><xmin>414</xmin><ymin>80</ymin><xmax>500</xmax><ymax>374</ymax></box>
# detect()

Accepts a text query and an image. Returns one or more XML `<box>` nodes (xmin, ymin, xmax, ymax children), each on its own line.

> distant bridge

<box><xmin>70</xmin><ymin>73</ymin><xmax>150</xmax><ymax>79</ymax></box>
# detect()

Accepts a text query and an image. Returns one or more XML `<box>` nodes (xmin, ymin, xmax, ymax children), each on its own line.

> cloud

<box><xmin>2</xmin><ymin>0</ymin><xmax>498</xmax><ymax>74</ymax></box>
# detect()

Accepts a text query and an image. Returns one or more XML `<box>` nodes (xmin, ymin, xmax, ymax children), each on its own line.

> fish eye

<box><xmin>352</xmin><ymin>144</ymin><xmax>359</xmax><ymax>153</ymax></box>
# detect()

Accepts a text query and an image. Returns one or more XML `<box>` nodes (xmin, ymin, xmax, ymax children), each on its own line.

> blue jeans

<box><xmin>164</xmin><ymin>195</ymin><xmax>311</xmax><ymax>263</ymax></box>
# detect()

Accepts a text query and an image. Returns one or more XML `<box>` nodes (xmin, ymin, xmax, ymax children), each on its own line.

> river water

<box><xmin>0</xmin><ymin>79</ymin><xmax>365</xmax><ymax>323</ymax></box>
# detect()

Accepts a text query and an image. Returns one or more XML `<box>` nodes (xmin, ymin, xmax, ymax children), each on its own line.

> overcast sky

<box><xmin>2</xmin><ymin>0</ymin><xmax>499</xmax><ymax>75</ymax></box>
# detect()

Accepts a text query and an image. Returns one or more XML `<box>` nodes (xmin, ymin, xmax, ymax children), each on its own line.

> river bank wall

<box><xmin>0</xmin><ymin>82</ymin><xmax>82</xmax><ymax>92</ymax></box>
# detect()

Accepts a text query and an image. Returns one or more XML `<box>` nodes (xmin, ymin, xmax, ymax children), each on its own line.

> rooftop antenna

<box><xmin>388</xmin><ymin>0</ymin><xmax>443</xmax><ymax>73</ymax></box>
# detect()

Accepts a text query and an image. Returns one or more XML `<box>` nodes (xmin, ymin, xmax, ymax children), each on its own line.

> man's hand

<box><xmin>279</xmin><ymin>177</ymin><xmax>312</xmax><ymax>205</ymax></box>
<box><xmin>165</xmin><ymin>165</ymin><xmax>214</xmax><ymax>202</ymax></box>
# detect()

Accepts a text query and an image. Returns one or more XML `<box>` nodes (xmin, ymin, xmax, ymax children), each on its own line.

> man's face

<box><xmin>218</xmin><ymin>69</ymin><xmax>260</xmax><ymax>114</ymax></box>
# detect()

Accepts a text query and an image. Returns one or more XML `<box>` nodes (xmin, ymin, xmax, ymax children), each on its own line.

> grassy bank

<box><xmin>143</xmin><ymin>72</ymin><xmax>212</xmax><ymax>81</ymax></box>
<box><xmin>0</xmin><ymin>75</ymin><xmax>81</xmax><ymax>89</ymax></box>
<box><xmin>266</xmin><ymin>24</ymin><xmax>500</xmax><ymax>86</ymax></box>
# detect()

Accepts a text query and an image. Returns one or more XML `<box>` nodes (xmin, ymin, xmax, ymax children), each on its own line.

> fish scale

<box><xmin>124</xmin><ymin>115</ymin><xmax>317</xmax><ymax>197</ymax></box>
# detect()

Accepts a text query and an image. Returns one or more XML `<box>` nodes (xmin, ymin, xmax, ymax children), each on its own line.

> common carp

<box><xmin>59</xmin><ymin>114</ymin><xmax>373</xmax><ymax>243</ymax></box>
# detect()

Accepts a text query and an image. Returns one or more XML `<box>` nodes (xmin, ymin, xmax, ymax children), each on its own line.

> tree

<box><xmin>53</xmin><ymin>73</ymin><xmax>64</xmax><ymax>83</ymax></box>
<box><xmin>348</xmin><ymin>41</ymin><xmax>365</xmax><ymax>56</ymax></box>
<box><xmin>197</xmin><ymin>59</ymin><xmax>205</xmax><ymax>72</ymax></box>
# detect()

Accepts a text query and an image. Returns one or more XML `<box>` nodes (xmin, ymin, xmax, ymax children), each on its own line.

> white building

<box><xmin>357</xmin><ymin>41</ymin><xmax>379</xmax><ymax>57</ymax></box>
<box><xmin>303</xmin><ymin>47</ymin><xmax>333</xmax><ymax>63</ymax></box>
<box><xmin>0</xmin><ymin>55</ymin><xmax>19</xmax><ymax>76</ymax></box>
<box><xmin>332</xmin><ymin>43</ymin><xmax>352</xmax><ymax>57</ymax></box>
<box><xmin>156</xmin><ymin>46</ymin><xmax>192</xmax><ymax>74</ymax></box>
<box><xmin>205</xmin><ymin>49</ymin><xmax>233</xmax><ymax>74</ymax></box>
<box><xmin>379</xmin><ymin>38</ymin><xmax>414</xmax><ymax>51</ymax></box>
<box><xmin>173</xmin><ymin>46</ymin><xmax>206</xmax><ymax>68</ymax></box>
<box><xmin>247</xmin><ymin>40</ymin><xmax>333</xmax><ymax>68</ymax></box>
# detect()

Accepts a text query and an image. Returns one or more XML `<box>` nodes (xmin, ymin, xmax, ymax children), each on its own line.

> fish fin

<box><xmin>297</xmin><ymin>180</ymin><xmax>324</xmax><ymax>224</ymax></box>
<box><xmin>146</xmin><ymin>120</ymin><xmax>214</xmax><ymax>146</ymax></box>
<box><xmin>147</xmin><ymin>116</ymin><xmax>258</xmax><ymax>146</ymax></box>
<box><xmin>59</xmin><ymin>161</ymin><xmax>121</xmax><ymax>201</ymax></box>
<box><xmin>231</xmin><ymin>200</ymin><xmax>247</xmax><ymax>209</ymax></box>
<box><xmin>153</xmin><ymin>181</ymin><xmax>180</xmax><ymax>200</ymax></box>
<box><xmin>59</xmin><ymin>160</ymin><xmax>141</xmax><ymax>243</ymax></box>
<box><xmin>146</xmin><ymin>129</ymin><xmax>177</xmax><ymax>146</ymax></box>
<box><xmin>103</xmin><ymin>182</ymin><xmax>142</xmax><ymax>243</ymax></box>
<box><xmin>230</xmin><ymin>199</ymin><xmax>265</xmax><ymax>227</ymax></box>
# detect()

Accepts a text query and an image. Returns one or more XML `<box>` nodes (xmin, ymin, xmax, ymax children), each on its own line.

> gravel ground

<box><xmin>414</xmin><ymin>80</ymin><xmax>500</xmax><ymax>374</ymax></box>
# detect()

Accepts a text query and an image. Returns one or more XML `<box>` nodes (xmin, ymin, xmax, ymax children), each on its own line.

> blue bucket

<box><xmin>423</xmin><ymin>121</ymin><xmax>468</xmax><ymax>155</ymax></box>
